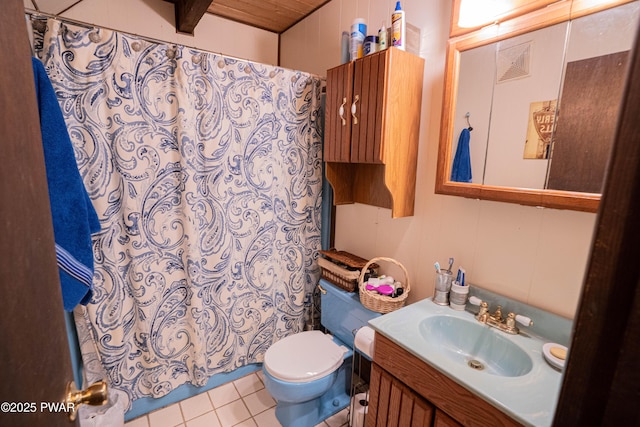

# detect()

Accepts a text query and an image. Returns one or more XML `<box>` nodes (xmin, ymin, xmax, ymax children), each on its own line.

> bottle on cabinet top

<box><xmin>392</xmin><ymin>1</ymin><xmax>405</xmax><ymax>50</ymax></box>
<box><xmin>350</xmin><ymin>18</ymin><xmax>367</xmax><ymax>61</ymax></box>
<box><xmin>378</xmin><ymin>24</ymin><xmax>388</xmax><ymax>51</ymax></box>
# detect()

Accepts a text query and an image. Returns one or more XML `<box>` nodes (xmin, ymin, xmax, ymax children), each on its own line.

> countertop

<box><xmin>368</xmin><ymin>298</ymin><xmax>564</xmax><ymax>426</ymax></box>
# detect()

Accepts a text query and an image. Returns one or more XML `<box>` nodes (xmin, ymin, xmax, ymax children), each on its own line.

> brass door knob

<box><xmin>65</xmin><ymin>380</ymin><xmax>108</xmax><ymax>421</ymax></box>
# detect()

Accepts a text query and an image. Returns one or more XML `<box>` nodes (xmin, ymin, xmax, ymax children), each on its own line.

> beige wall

<box><xmin>24</xmin><ymin>0</ymin><xmax>279</xmax><ymax>66</ymax></box>
<box><xmin>280</xmin><ymin>0</ymin><xmax>597</xmax><ymax>319</ymax></box>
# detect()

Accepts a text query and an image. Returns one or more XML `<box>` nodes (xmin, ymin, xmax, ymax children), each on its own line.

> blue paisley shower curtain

<box><xmin>35</xmin><ymin>19</ymin><xmax>323</xmax><ymax>405</ymax></box>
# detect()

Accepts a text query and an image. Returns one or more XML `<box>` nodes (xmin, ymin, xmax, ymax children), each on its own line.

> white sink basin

<box><xmin>418</xmin><ymin>315</ymin><xmax>533</xmax><ymax>377</ymax></box>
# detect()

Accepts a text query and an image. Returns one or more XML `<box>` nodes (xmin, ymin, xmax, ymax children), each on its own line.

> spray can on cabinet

<box><xmin>392</xmin><ymin>1</ymin><xmax>405</xmax><ymax>50</ymax></box>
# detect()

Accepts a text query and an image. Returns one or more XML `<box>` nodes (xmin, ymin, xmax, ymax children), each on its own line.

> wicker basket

<box><xmin>318</xmin><ymin>250</ymin><xmax>378</xmax><ymax>292</ymax></box>
<box><xmin>318</xmin><ymin>257</ymin><xmax>361</xmax><ymax>292</ymax></box>
<box><xmin>358</xmin><ymin>257</ymin><xmax>410</xmax><ymax>313</ymax></box>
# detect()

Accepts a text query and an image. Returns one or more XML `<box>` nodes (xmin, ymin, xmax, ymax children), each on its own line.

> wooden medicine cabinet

<box><xmin>324</xmin><ymin>47</ymin><xmax>424</xmax><ymax>218</ymax></box>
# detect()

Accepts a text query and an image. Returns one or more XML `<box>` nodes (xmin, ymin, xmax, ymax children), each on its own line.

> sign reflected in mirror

<box><xmin>524</xmin><ymin>99</ymin><xmax>556</xmax><ymax>160</ymax></box>
<box><xmin>436</xmin><ymin>0</ymin><xmax>640</xmax><ymax>212</ymax></box>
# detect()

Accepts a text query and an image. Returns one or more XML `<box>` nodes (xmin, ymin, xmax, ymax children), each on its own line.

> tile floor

<box><xmin>124</xmin><ymin>371</ymin><xmax>349</xmax><ymax>427</ymax></box>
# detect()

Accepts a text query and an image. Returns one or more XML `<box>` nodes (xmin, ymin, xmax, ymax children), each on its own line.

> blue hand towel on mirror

<box><xmin>32</xmin><ymin>57</ymin><xmax>101</xmax><ymax>311</ymax></box>
<box><xmin>451</xmin><ymin>128</ymin><xmax>472</xmax><ymax>183</ymax></box>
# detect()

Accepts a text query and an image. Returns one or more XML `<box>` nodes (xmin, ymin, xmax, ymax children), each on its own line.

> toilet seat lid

<box><xmin>264</xmin><ymin>331</ymin><xmax>347</xmax><ymax>382</ymax></box>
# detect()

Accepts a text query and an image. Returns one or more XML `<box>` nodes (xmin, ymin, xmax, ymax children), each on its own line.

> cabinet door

<box><xmin>367</xmin><ymin>362</ymin><xmax>434</xmax><ymax>427</ymax></box>
<box><xmin>351</xmin><ymin>50</ymin><xmax>387</xmax><ymax>164</ymax></box>
<box><xmin>325</xmin><ymin>61</ymin><xmax>354</xmax><ymax>162</ymax></box>
<box><xmin>434</xmin><ymin>409</ymin><xmax>463</xmax><ymax>427</ymax></box>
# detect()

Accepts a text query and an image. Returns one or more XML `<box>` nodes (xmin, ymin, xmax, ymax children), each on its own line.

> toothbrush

<box><xmin>447</xmin><ymin>257</ymin><xmax>454</xmax><ymax>273</ymax></box>
<box><xmin>434</xmin><ymin>262</ymin><xmax>441</xmax><ymax>274</ymax></box>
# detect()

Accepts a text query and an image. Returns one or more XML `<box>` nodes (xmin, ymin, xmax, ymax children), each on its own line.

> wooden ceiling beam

<box><xmin>167</xmin><ymin>0</ymin><xmax>330</xmax><ymax>34</ymax></box>
<box><xmin>175</xmin><ymin>0</ymin><xmax>212</xmax><ymax>34</ymax></box>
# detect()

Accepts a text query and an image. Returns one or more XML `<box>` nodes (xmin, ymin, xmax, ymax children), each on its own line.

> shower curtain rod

<box><xmin>24</xmin><ymin>8</ymin><xmax>324</xmax><ymax>81</ymax></box>
<box><xmin>25</xmin><ymin>9</ymin><xmax>221</xmax><ymax>55</ymax></box>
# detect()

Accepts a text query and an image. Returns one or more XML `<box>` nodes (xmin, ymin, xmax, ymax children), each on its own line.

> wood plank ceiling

<box><xmin>172</xmin><ymin>0</ymin><xmax>330</xmax><ymax>34</ymax></box>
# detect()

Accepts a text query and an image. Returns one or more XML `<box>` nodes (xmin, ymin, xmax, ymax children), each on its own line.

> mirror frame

<box><xmin>436</xmin><ymin>0</ymin><xmax>635</xmax><ymax>213</ymax></box>
<box><xmin>450</xmin><ymin>0</ymin><xmax>558</xmax><ymax>37</ymax></box>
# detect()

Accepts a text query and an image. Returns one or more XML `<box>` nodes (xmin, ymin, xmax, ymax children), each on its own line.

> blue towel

<box><xmin>451</xmin><ymin>128</ymin><xmax>472</xmax><ymax>183</ymax></box>
<box><xmin>32</xmin><ymin>57</ymin><xmax>101</xmax><ymax>311</ymax></box>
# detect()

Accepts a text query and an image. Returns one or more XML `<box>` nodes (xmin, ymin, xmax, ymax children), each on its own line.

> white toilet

<box><xmin>262</xmin><ymin>280</ymin><xmax>379</xmax><ymax>427</ymax></box>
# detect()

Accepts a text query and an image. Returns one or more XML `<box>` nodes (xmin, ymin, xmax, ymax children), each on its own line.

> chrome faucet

<box><xmin>469</xmin><ymin>296</ymin><xmax>533</xmax><ymax>335</ymax></box>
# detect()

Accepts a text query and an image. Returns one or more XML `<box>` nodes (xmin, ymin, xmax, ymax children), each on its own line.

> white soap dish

<box><xmin>543</xmin><ymin>342</ymin><xmax>567</xmax><ymax>370</ymax></box>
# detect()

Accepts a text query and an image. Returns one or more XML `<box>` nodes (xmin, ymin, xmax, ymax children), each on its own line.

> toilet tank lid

<box><xmin>264</xmin><ymin>331</ymin><xmax>347</xmax><ymax>382</ymax></box>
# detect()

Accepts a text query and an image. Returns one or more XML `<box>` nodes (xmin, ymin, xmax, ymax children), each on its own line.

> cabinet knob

<box><xmin>339</xmin><ymin>97</ymin><xmax>347</xmax><ymax>126</ymax></box>
<box><xmin>351</xmin><ymin>95</ymin><xmax>360</xmax><ymax>125</ymax></box>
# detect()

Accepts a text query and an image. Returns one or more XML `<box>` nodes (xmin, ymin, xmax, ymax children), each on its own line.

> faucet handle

<box><xmin>468</xmin><ymin>296</ymin><xmax>483</xmax><ymax>306</ymax></box>
<box><xmin>468</xmin><ymin>297</ymin><xmax>490</xmax><ymax>322</ymax></box>
<box><xmin>507</xmin><ymin>312</ymin><xmax>533</xmax><ymax>327</ymax></box>
<box><xmin>515</xmin><ymin>314</ymin><xmax>533</xmax><ymax>327</ymax></box>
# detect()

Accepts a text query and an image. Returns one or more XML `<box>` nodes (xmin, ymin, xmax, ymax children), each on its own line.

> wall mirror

<box><xmin>436</xmin><ymin>0</ymin><xmax>639</xmax><ymax>212</ymax></box>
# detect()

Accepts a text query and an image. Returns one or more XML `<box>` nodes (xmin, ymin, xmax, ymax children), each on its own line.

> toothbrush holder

<box><xmin>433</xmin><ymin>270</ymin><xmax>453</xmax><ymax>305</ymax></box>
<box><xmin>435</xmin><ymin>270</ymin><xmax>453</xmax><ymax>292</ymax></box>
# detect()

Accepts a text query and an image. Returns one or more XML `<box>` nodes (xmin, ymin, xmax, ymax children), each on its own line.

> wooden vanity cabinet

<box><xmin>324</xmin><ymin>47</ymin><xmax>424</xmax><ymax>218</ymax></box>
<box><xmin>434</xmin><ymin>409</ymin><xmax>463</xmax><ymax>427</ymax></box>
<box><xmin>367</xmin><ymin>365</ymin><xmax>435</xmax><ymax>426</ymax></box>
<box><xmin>367</xmin><ymin>333</ymin><xmax>523</xmax><ymax>427</ymax></box>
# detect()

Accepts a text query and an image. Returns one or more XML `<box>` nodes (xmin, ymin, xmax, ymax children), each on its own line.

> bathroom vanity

<box><xmin>367</xmin><ymin>333</ymin><xmax>521</xmax><ymax>426</ymax></box>
<box><xmin>366</xmin><ymin>295</ymin><xmax>568</xmax><ymax>426</ymax></box>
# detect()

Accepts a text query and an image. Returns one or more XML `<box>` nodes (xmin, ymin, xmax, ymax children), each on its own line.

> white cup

<box><xmin>449</xmin><ymin>282</ymin><xmax>469</xmax><ymax>310</ymax></box>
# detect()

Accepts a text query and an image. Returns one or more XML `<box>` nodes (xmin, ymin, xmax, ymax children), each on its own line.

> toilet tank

<box><xmin>319</xmin><ymin>279</ymin><xmax>380</xmax><ymax>348</ymax></box>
